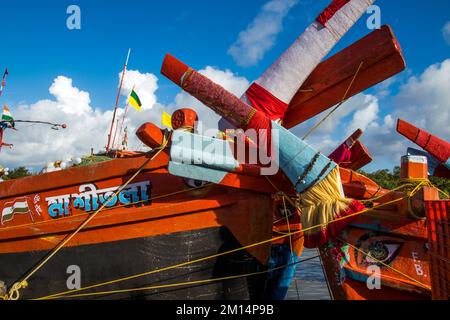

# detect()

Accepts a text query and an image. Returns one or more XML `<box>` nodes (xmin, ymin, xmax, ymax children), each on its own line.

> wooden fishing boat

<box><xmin>318</xmin><ymin>178</ymin><xmax>436</xmax><ymax>300</ymax></box>
<box><xmin>3</xmin><ymin>0</ymin><xmax>447</xmax><ymax>302</ymax></box>
<box><xmin>0</xmin><ymin>143</ymin><xmax>284</xmax><ymax>300</ymax></box>
<box><xmin>317</xmin><ymin>121</ymin><xmax>449</xmax><ymax>300</ymax></box>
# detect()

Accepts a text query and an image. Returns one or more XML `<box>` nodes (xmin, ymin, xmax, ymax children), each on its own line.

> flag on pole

<box><xmin>162</xmin><ymin>111</ymin><xmax>172</xmax><ymax>128</ymax></box>
<box><xmin>0</xmin><ymin>128</ymin><xmax>3</xmax><ymax>152</ymax></box>
<box><xmin>128</xmin><ymin>89</ymin><xmax>142</xmax><ymax>112</ymax></box>
<box><xmin>1</xmin><ymin>106</ymin><xmax>14</xmax><ymax>129</ymax></box>
<box><xmin>0</xmin><ymin>68</ymin><xmax>8</xmax><ymax>97</ymax></box>
<box><xmin>122</xmin><ymin>126</ymin><xmax>128</xmax><ymax>149</ymax></box>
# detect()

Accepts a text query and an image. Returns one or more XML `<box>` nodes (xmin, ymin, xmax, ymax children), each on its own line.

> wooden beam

<box><xmin>284</xmin><ymin>25</ymin><xmax>406</xmax><ymax>129</ymax></box>
<box><xmin>397</xmin><ymin>119</ymin><xmax>450</xmax><ymax>165</ymax></box>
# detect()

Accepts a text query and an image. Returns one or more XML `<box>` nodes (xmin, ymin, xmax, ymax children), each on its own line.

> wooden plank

<box><xmin>284</xmin><ymin>25</ymin><xmax>406</xmax><ymax>129</ymax></box>
<box><xmin>397</xmin><ymin>119</ymin><xmax>450</xmax><ymax>165</ymax></box>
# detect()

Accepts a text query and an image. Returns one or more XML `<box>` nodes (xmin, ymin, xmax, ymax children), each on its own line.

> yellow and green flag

<box><xmin>129</xmin><ymin>90</ymin><xmax>142</xmax><ymax>112</ymax></box>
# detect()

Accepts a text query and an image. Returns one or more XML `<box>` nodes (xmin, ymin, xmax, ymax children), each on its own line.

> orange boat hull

<box><xmin>0</xmin><ymin>152</ymin><xmax>277</xmax><ymax>300</ymax></box>
<box><xmin>317</xmin><ymin>177</ymin><xmax>438</xmax><ymax>300</ymax></box>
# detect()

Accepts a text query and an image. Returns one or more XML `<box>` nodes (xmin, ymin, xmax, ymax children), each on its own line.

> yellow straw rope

<box><xmin>37</xmin><ymin>255</ymin><xmax>322</xmax><ymax>300</ymax></box>
<box><xmin>302</xmin><ymin>61</ymin><xmax>364</xmax><ymax>141</ymax></box>
<box><xmin>37</xmin><ymin>205</ymin><xmax>432</xmax><ymax>300</ymax></box>
<box><xmin>35</xmin><ymin>195</ymin><xmax>408</xmax><ymax>301</ymax></box>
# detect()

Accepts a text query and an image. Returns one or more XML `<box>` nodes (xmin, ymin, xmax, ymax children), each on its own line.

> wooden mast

<box><xmin>106</xmin><ymin>48</ymin><xmax>131</xmax><ymax>152</ymax></box>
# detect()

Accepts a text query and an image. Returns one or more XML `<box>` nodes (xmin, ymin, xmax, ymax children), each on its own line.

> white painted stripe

<box><xmin>253</xmin><ymin>0</ymin><xmax>375</xmax><ymax>104</ymax></box>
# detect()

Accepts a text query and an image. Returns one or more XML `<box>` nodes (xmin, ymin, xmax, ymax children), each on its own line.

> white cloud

<box><xmin>289</xmin><ymin>93</ymin><xmax>380</xmax><ymax>156</ymax></box>
<box><xmin>394</xmin><ymin>59</ymin><xmax>450</xmax><ymax>139</ymax></box>
<box><xmin>0</xmin><ymin>76</ymin><xmax>113</xmax><ymax>168</ymax></box>
<box><xmin>443</xmin><ymin>21</ymin><xmax>450</xmax><ymax>45</ymax></box>
<box><xmin>228</xmin><ymin>0</ymin><xmax>299</xmax><ymax>67</ymax></box>
<box><xmin>0</xmin><ymin>67</ymin><xmax>250</xmax><ymax>170</ymax></box>
<box><xmin>0</xmin><ymin>72</ymin><xmax>161</xmax><ymax>169</ymax></box>
<box><xmin>291</xmin><ymin>59</ymin><xmax>450</xmax><ymax>171</ymax></box>
<box><xmin>347</xmin><ymin>95</ymin><xmax>379</xmax><ymax>134</ymax></box>
<box><xmin>2</xmin><ymin>58</ymin><xmax>449</xmax><ymax>173</ymax></box>
<box><xmin>357</xmin><ymin>59</ymin><xmax>450</xmax><ymax>168</ymax></box>
<box><xmin>120</xmin><ymin>69</ymin><xmax>158</xmax><ymax>110</ymax></box>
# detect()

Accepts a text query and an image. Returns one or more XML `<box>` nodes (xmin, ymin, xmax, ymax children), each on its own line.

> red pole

<box><xmin>106</xmin><ymin>49</ymin><xmax>131</xmax><ymax>152</ymax></box>
<box><xmin>111</xmin><ymin>118</ymin><xmax>120</xmax><ymax>151</ymax></box>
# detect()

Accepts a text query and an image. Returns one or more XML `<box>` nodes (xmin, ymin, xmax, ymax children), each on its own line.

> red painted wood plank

<box><xmin>284</xmin><ymin>25</ymin><xmax>406</xmax><ymax>128</ymax></box>
<box><xmin>397</xmin><ymin>119</ymin><xmax>450</xmax><ymax>164</ymax></box>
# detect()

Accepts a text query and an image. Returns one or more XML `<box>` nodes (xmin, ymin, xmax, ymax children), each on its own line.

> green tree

<box><xmin>3</xmin><ymin>167</ymin><xmax>33</xmax><ymax>180</ymax></box>
<box><xmin>360</xmin><ymin>167</ymin><xmax>449</xmax><ymax>197</ymax></box>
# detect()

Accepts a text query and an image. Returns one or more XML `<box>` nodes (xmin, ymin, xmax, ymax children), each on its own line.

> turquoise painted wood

<box><xmin>169</xmin><ymin>130</ymin><xmax>239</xmax><ymax>184</ymax></box>
<box><xmin>273</xmin><ymin>122</ymin><xmax>336</xmax><ymax>194</ymax></box>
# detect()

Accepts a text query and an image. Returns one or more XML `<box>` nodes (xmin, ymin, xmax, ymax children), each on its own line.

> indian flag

<box><xmin>1</xmin><ymin>200</ymin><xmax>30</xmax><ymax>225</ymax></box>
<box><xmin>129</xmin><ymin>90</ymin><xmax>142</xmax><ymax>112</ymax></box>
<box><xmin>2</xmin><ymin>106</ymin><xmax>14</xmax><ymax>129</ymax></box>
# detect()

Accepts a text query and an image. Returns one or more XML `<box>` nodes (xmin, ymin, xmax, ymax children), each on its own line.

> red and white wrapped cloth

<box><xmin>240</xmin><ymin>0</ymin><xmax>376</xmax><ymax>122</ymax></box>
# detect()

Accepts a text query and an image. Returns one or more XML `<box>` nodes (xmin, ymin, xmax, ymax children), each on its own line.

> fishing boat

<box><xmin>318</xmin><ymin>120</ymin><xmax>449</xmax><ymax>300</ymax></box>
<box><xmin>0</xmin><ymin>0</ymin><xmax>448</xmax><ymax>301</ymax></box>
<box><xmin>0</xmin><ymin>134</ymin><xmax>283</xmax><ymax>300</ymax></box>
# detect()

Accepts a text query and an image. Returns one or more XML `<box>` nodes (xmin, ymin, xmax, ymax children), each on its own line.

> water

<box><xmin>286</xmin><ymin>249</ymin><xmax>332</xmax><ymax>300</ymax></box>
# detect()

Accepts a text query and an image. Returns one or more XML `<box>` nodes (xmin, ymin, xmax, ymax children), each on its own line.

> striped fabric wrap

<box><xmin>316</xmin><ymin>0</ymin><xmax>350</xmax><ymax>26</ymax></box>
<box><xmin>181</xmin><ymin>68</ymin><xmax>258</xmax><ymax>130</ymax></box>
<box><xmin>247</xmin><ymin>0</ymin><xmax>375</xmax><ymax>107</ymax></box>
<box><xmin>241</xmin><ymin>83</ymin><xmax>288</xmax><ymax>121</ymax></box>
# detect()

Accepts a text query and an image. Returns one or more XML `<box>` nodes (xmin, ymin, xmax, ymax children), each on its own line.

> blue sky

<box><xmin>1</xmin><ymin>0</ymin><xmax>449</xmax><ymax>107</ymax></box>
<box><xmin>0</xmin><ymin>0</ymin><xmax>449</xmax><ymax>170</ymax></box>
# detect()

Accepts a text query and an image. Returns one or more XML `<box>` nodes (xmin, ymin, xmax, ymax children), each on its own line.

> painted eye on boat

<box><xmin>355</xmin><ymin>233</ymin><xmax>404</xmax><ymax>267</ymax></box>
<box><xmin>365</xmin><ymin>241</ymin><xmax>402</xmax><ymax>265</ymax></box>
<box><xmin>184</xmin><ymin>179</ymin><xmax>209</xmax><ymax>188</ymax></box>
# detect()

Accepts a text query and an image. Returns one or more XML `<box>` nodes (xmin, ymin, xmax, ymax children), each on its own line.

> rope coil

<box><xmin>35</xmin><ymin>193</ymin><xmax>417</xmax><ymax>301</ymax></box>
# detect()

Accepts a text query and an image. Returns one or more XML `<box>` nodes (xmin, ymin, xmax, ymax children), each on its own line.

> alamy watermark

<box><xmin>171</xmin><ymin>122</ymin><xmax>280</xmax><ymax>176</ymax></box>
<box><xmin>366</xmin><ymin>5</ymin><xmax>381</xmax><ymax>30</ymax></box>
<box><xmin>66</xmin><ymin>5</ymin><xmax>81</xmax><ymax>30</ymax></box>
<box><xmin>366</xmin><ymin>265</ymin><xmax>381</xmax><ymax>290</ymax></box>
<box><xmin>66</xmin><ymin>265</ymin><xmax>81</xmax><ymax>290</ymax></box>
